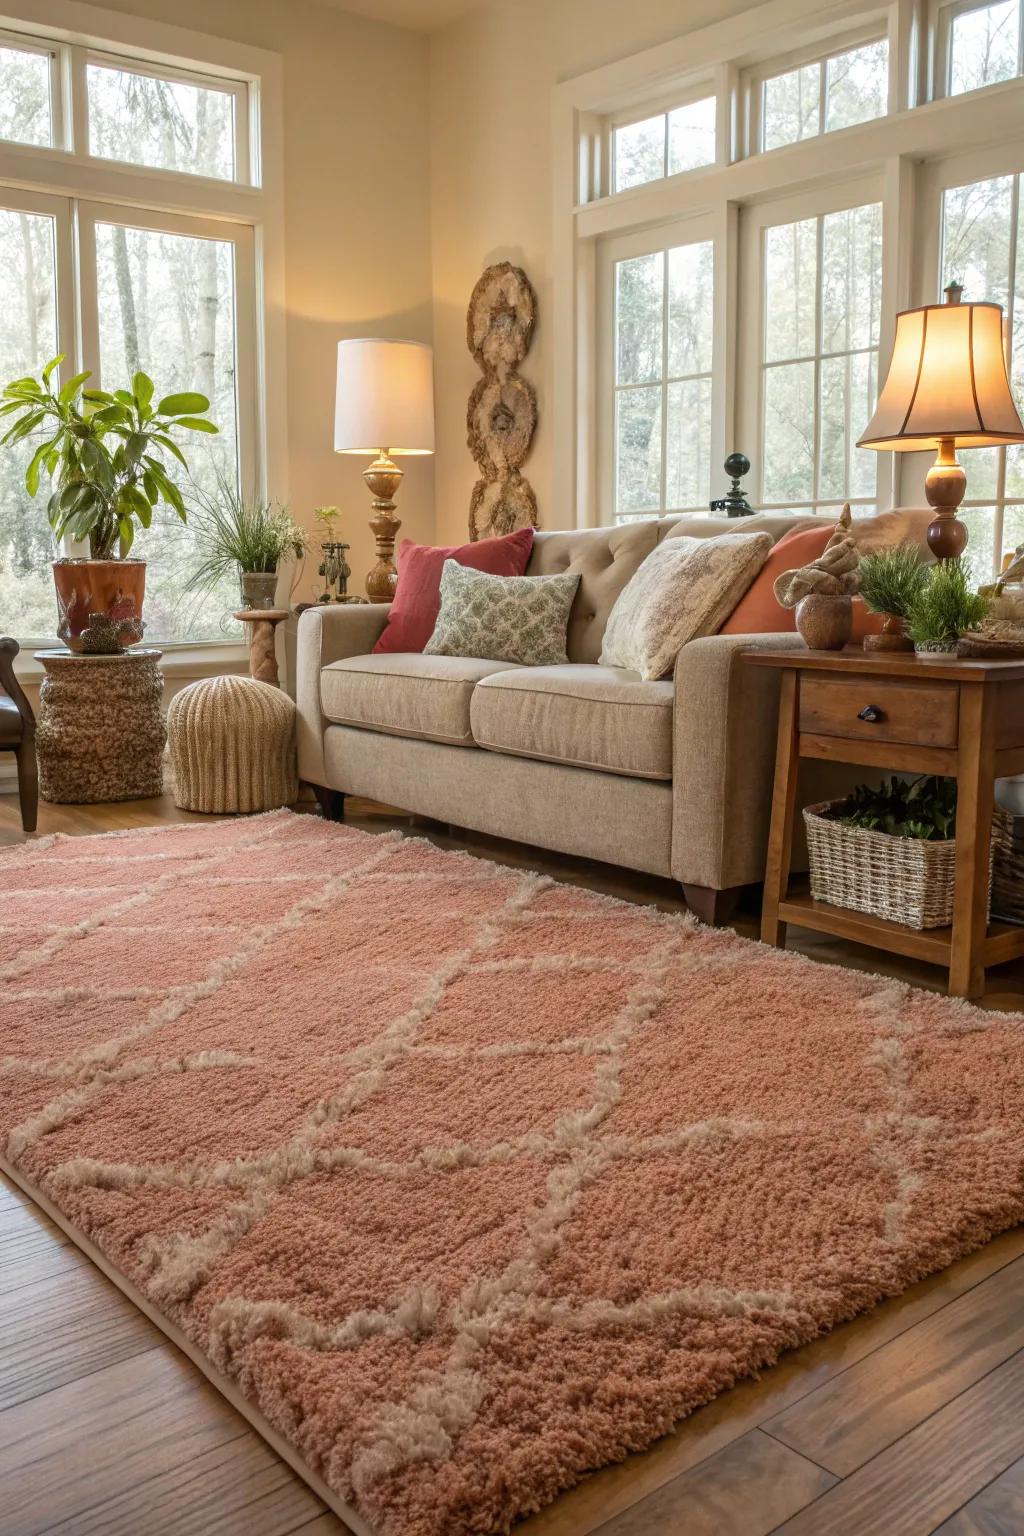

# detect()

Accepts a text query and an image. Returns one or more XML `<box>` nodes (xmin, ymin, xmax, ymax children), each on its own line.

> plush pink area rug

<box><xmin>3</xmin><ymin>811</ymin><xmax>1024</xmax><ymax>1535</ymax></box>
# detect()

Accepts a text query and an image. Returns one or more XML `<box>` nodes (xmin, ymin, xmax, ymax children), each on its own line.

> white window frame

<box><xmin>597</xmin><ymin>215</ymin><xmax>720</xmax><ymax>520</ymax></box>
<box><xmin>932</xmin><ymin>0</ymin><xmax>1024</xmax><ymax>100</ymax></box>
<box><xmin>0</xmin><ymin>0</ymin><xmax>285</xmax><ymax>659</ymax></box>
<box><xmin>737</xmin><ymin>173</ymin><xmax>886</xmax><ymax>512</ymax></box>
<box><xmin>607</xmin><ymin>79</ymin><xmax>721</xmax><ymax>199</ymax></box>
<box><xmin>553</xmin><ymin>0</ymin><xmax>1024</xmax><ymax>561</ymax></box>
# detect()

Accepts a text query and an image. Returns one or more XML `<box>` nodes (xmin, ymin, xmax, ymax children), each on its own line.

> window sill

<box><xmin>13</xmin><ymin>641</ymin><xmax>249</xmax><ymax>686</ymax></box>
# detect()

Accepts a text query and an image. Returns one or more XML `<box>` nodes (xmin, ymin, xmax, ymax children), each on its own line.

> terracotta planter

<box><xmin>863</xmin><ymin>612</ymin><xmax>914</xmax><ymax>653</ymax></box>
<box><xmin>794</xmin><ymin>593</ymin><xmax>853</xmax><ymax>650</ymax></box>
<box><xmin>52</xmin><ymin>559</ymin><xmax>146</xmax><ymax>654</ymax></box>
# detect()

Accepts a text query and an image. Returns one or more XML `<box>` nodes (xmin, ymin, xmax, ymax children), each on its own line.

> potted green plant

<box><xmin>857</xmin><ymin>543</ymin><xmax>930</xmax><ymax>652</ymax></box>
<box><xmin>183</xmin><ymin>477</ymin><xmax>306</xmax><ymax>610</ymax></box>
<box><xmin>0</xmin><ymin>356</ymin><xmax>216</xmax><ymax>651</ymax></box>
<box><xmin>904</xmin><ymin>557</ymin><xmax>988</xmax><ymax>657</ymax></box>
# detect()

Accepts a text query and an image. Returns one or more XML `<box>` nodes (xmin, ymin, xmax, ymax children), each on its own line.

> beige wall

<box><xmin>94</xmin><ymin>0</ymin><xmax>435</xmax><ymax>603</ymax></box>
<box><xmin>428</xmin><ymin>0</ymin><xmax>754</xmax><ymax>545</ymax></box>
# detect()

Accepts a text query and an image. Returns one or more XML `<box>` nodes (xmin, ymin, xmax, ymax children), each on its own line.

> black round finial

<box><xmin>724</xmin><ymin>452</ymin><xmax>750</xmax><ymax>478</ymax></box>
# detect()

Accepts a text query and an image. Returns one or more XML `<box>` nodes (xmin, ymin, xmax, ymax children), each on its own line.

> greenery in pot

<box><xmin>839</xmin><ymin>775</ymin><xmax>957</xmax><ymax>842</ymax></box>
<box><xmin>858</xmin><ymin>543</ymin><xmax>930</xmax><ymax>618</ymax></box>
<box><xmin>904</xmin><ymin>557</ymin><xmax>988</xmax><ymax>652</ymax></box>
<box><xmin>0</xmin><ymin>356</ymin><xmax>217</xmax><ymax>558</ymax></box>
<box><xmin>183</xmin><ymin>477</ymin><xmax>306</xmax><ymax>602</ymax></box>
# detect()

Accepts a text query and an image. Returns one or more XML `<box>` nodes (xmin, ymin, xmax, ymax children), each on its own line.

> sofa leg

<box><xmin>681</xmin><ymin>883</ymin><xmax>742</xmax><ymax>926</ymax></box>
<box><xmin>312</xmin><ymin>786</ymin><xmax>346</xmax><ymax>822</ymax></box>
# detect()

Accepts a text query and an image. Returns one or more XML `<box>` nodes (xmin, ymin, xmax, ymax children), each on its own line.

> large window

<box><xmin>608</xmin><ymin>237</ymin><xmax>715</xmax><ymax>521</ymax></box>
<box><xmin>758</xmin><ymin>201</ymin><xmax>883</xmax><ymax>512</ymax></box>
<box><xmin>0</xmin><ymin>24</ymin><xmax>262</xmax><ymax>646</ymax></box>
<box><xmin>939</xmin><ymin>172</ymin><xmax>1023</xmax><ymax>573</ymax></box>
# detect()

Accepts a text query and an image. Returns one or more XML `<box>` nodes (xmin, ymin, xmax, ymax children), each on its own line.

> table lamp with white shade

<box><xmin>858</xmin><ymin>282</ymin><xmax>1024</xmax><ymax>561</ymax></box>
<box><xmin>334</xmin><ymin>338</ymin><xmax>435</xmax><ymax>601</ymax></box>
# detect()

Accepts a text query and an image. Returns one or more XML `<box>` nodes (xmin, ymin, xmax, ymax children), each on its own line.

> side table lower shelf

<box><xmin>777</xmin><ymin>883</ymin><xmax>1024</xmax><ymax>972</ymax></box>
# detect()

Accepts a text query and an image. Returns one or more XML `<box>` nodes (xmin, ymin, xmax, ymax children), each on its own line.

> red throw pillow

<box><xmin>373</xmin><ymin>528</ymin><xmax>535</xmax><ymax>654</ymax></box>
<box><xmin>719</xmin><ymin>525</ymin><xmax>830</xmax><ymax>633</ymax></box>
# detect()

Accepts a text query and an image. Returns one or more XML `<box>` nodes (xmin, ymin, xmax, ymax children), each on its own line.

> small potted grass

<box><xmin>905</xmin><ymin>558</ymin><xmax>988</xmax><ymax>658</ymax></box>
<box><xmin>857</xmin><ymin>543</ymin><xmax>930</xmax><ymax>652</ymax></box>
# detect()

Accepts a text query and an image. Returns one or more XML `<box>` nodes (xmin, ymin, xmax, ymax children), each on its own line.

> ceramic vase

<box><xmin>52</xmin><ymin>558</ymin><xmax>146</xmax><ymax>653</ymax></box>
<box><xmin>795</xmin><ymin>593</ymin><xmax>853</xmax><ymax>650</ymax></box>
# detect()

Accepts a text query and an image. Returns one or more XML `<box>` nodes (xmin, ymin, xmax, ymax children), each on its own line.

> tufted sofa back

<box><xmin>525</xmin><ymin>512</ymin><xmax>836</xmax><ymax>663</ymax></box>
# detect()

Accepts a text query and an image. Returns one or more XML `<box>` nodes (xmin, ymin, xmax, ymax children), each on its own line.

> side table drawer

<box><xmin>799</xmin><ymin>674</ymin><xmax>960</xmax><ymax>749</ymax></box>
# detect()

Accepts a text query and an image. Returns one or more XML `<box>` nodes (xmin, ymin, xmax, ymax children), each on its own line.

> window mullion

<box><xmin>660</xmin><ymin>250</ymin><xmax>669</xmax><ymax>512</ymax></box>
<box><xmin>813</xmin><ymin>214</ymin><xmax>825</xmax><ymax>503</ymax></box>
<box><xmin>68</xmin><ymin>44</ymin><xmax>89</xmax><ymax>157</ymax></box>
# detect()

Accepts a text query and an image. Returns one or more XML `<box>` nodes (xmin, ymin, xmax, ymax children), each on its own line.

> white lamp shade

<box><xmin>859</xmin><ymin>300</ymin><xmax>1024</xmax><ymax>451</ymax></box>
<box><xmin>334</xmin><ymin>338</ymin><xmax>434</xmax><ymax>456</ymax></box>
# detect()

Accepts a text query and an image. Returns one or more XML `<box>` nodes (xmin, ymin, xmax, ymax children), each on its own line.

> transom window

<box><xmin>946</xmin><ymin>0</ymin><xmax>1024</xmax><ymax>95</ymax></box>
<box><xmin>86</xmin><ymin>57</ymin><xmax>241</xmax><ymax>182</ymax></box>
<box><xmin>0</xmin><ymin>39</ymin><xmax>53</xmax><ymax>147</ymax></box>
<box><xmin>612</xmin><ymin>96</ymin><xmax>716</xmax><ymax>193</ymax></box>
<box><xmin>761</xmin><ymin>39</ymin><xmax>889</xmax><ymax>151</ymax></box>
<box><xmin>611</xmin><ymin>239</ymin><xmax>714</xmax><ymax>521</ymax></box>
<box><xmin>758</xmin><ymin>200</ymin><xmax>883</xmax><ymax>511</ymax></box>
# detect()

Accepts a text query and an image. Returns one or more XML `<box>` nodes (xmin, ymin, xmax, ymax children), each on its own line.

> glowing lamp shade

<box><xmin>859</xmin><ymin>301</ymin><xmax>1024</xmax><ymax>451</ymax></box>
<box><xmin>858</xmin><ymin>292</ymin><xmax>1024</xmax><ymax>560</ymax></box>
<box><xmin>333</xmin><ymin>338</ymin><xmax>434</xmax><ymax>456</ymax></box>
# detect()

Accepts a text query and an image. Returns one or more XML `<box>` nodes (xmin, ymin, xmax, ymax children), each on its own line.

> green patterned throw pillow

<box><xmin>423</xmin><ymin>559</ymin><xmax>581</xmax><ymax>665</ymax></box>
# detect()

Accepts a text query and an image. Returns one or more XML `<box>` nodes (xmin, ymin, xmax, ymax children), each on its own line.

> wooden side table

<box><xmin>35</xmin><ymin>648</ymin><xmax>165</xmax><ymax>804</ymax></box>
<box><xmin>745</xmin><ymin>648</ymin><xmax>1024</xmax><ymax>998</ymax></box>
<box><xmin>234</xmin><ymin>608</ymin><xmax>289</xmax><ymax>688</ymax></box>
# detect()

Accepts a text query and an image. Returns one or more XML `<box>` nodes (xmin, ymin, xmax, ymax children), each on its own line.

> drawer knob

<box><xmin>857</xmin><ymin>704</ymin><xmax>884</xmax><ymax>723</ymax></box>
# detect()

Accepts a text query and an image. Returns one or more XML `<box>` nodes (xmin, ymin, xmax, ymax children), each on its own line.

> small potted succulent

<box><xmin>905</xmin><ymin>558</ymin><xmax>988</xmax><ymax>658</ymax></box>
<box><xmin>0</xmin><ymin>356</ymin><xmax>216</xmax><ymax>651</ymax></box>
<box><xmin>858</xmin><ymin>543</ymin><xmax>930</xmax><ymax>652</ymax></box>
<box><xmin>184</xmin><ymin>477</ymin><xmax>306</xmax><ymax>610</ymax></box>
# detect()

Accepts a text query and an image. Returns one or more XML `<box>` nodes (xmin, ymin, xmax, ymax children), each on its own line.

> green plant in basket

<box><xmin>840</xmin><ymin>776</ymin><xmax>957</xmax><ymax>841</ymax></box>
<box><xmin>904</xmin><ymin>558</ymin><xmax>988</xmax><ymax>652</ymax></box>
<box><xmin>858</xmin><ymin>543</ymin><xmax>930</xmax><ymax>618</ymax></box>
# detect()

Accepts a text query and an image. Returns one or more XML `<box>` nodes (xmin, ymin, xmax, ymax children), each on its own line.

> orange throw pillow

<box><xmin>719</xmin><ymin>524</ymin><xmax>888</xmax><ymax>641</ymax></box>
<box><xmin>719</xmin><ymin>526</ymin><xmax>830</xmax><ymax>633</ymax></box>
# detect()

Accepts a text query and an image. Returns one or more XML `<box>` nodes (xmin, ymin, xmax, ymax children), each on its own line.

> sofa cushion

<box><xmin>320</xmin><ymin>653</ymin><xmax>521</xmax><ymax>746</ymax></box>
<box><xmin>471</xmin><ymin>665</ymin><xmax>673</xmax><ymax>780</ymax></box>
<box><xmin>373</xmin><ymin>528</ymin><xmax>534</xmax><ymax>654</ymax></box>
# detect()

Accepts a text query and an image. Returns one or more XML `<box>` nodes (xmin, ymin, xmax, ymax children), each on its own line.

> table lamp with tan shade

<box><xmin>858</xmin><ymin>281</ymin><xmax>1024</xmax><ymax>560</ymax></box>
<box><xmin>334</xmin><ymin>338</ymin><xmax>435</xmax><ymax>601</ymax></box>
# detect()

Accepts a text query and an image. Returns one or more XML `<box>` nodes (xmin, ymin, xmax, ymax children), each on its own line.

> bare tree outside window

<box><xmin>0</xmin><ymin>210</ymin><xmax>60</xmax><ymax>637</ymax></box>
<box><xmin>0</xmin><ymin>45</ymin><xmax>51</xmax><ymax>147</ymax></box>
<box><xmin>614</xmin><ymin>241</ymin><xmax>714</xmax><ymax>520</ymax></box>
<box><xmin>762</xmin><ymin>41</ymin><xmax>888</xmax><ymax>151</ymax></box>
<box><xmin>950</xmin><ymin>1</ymin><xmax>1021</xmax><ymax>95</ymax></box>
<box><xmin>87</xmin><ymin>62</ymin><xmax>235</xmax><ymax>180</ymax></box>
<box><xmin>613</xmin><ymin>98</ymin><xmax>715</xmax><ymax>193</ymax></box>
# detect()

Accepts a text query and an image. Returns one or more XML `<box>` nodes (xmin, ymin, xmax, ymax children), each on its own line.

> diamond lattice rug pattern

<box><xmin>3</xmin><ymin>810</ymin><xmax>1024</xmax><ymax>1535</ymax></box>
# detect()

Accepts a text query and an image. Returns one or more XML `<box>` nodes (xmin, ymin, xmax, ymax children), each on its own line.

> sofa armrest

<box><xmin>671</xmin><ymin>632</ymin><xmax>805</xmax><ymax>890</ymax></box>
<box><xmin>295</xmin><ymin>604</ymin><xmax>392</xmax><ymax>785</ymax></box>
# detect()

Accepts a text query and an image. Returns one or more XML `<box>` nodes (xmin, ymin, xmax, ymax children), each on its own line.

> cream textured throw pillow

<box><xmin>600</xmin><ymin>532</ymin><xmax>772</xmax><ymax>681</ymax></box>
<box><xmin>424</xmin><ymin>559</ymin><xmax>581</xmax><ymax>666</ymax></box>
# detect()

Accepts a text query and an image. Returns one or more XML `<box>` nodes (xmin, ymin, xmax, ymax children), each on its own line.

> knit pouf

<box><xmin>168</xmin><ymin>674</ymin><xmax>298</xmax><ymax>814</ymax></box>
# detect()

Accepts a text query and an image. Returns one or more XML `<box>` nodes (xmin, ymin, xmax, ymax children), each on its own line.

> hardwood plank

<box><xmin>933</xmin><ymin>1452</ymin><xmax>1024</xmax><ymax>1534</ymax></box>
<box><xmin>40</xmin><ymin>1428</ymin><xmax>333</xmax><ymax>1536</ymax></box>
<box><xmin>292</xmin><ymin>1518</ymin><xmax>352</xmax><ymax>1535</ymax></box>
<box><xmin>517</xmin><ymin>1229</ymin><xmax>1024</xmax><ymax>1536</ymax></box>
<box><xmin>0</xmin><ymin>1349</ymin><xmax>252</xmax><ymax>1536</ymax></box>
<box><xmin>592</xmin><ymin>1429</ymin><xmax>835</xmax><ymax>1535</ymax></box>
<box><xmin>0</xmin><ymin>1261</ymin><xmax>159</xmax><ymax>1410</ymax></box>
<box><xmin>765</xmin><ymin>1256</ymin><xmax>1024</xmax><ymax>1476</ymax></box>
<box><xmin>772</xmin><ymin>1349</ymin><xmax>1024</xmax><ymax>1536</ymax></box>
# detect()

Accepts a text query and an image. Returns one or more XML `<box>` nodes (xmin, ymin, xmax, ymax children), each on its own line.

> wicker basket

<box><xmin>992</xmin><ymin>810</ymin><xmax>1024</xmax><ymax>924</ymax></box>
<box><xmin>804</xmin><ymin>800</ymin><xmax>1009</xmax><ymax>930</ymax></box>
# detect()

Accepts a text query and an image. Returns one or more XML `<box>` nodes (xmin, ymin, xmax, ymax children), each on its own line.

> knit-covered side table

<box><xmin>168</xmin><ymin>674</ymin><xmax>297</xmax><ymax>814</ymax></box>
<box><xmin>35</xmin><ymin>648</ymin><xmax>166</xmax><ymax>804</ymax></box>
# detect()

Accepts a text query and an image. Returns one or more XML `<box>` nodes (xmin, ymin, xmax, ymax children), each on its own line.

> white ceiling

<box><xmin>315</xmin><ymin>0</ymin><xmax>480</xmax><ymax>31</ymax></box>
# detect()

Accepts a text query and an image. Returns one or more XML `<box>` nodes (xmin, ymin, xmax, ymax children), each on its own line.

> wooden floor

<box><xmin>3</xmin><ymin>788</ymin><xmax>1024</xmax><ymax>1536</ymax></box>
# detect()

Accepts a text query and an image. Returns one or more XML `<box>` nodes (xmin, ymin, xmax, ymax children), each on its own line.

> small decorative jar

<box><xmin>795</xmin><ymin>593</ymin><xmax>853</xmax><ymax>650</ymax></box>
<box><xmin>239</xmin><ymin>570</ymin><xmax>279</xmax><ymax>609</ymax></box>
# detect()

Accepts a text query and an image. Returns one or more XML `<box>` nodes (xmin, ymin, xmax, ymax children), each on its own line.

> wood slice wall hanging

<box><xmin>466</xmin><ymin>262</ymin><xmax>538</xmax><ymax>540</ymax></box>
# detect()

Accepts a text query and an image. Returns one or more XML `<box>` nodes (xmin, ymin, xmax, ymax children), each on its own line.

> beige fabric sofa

<box><xmin>296</xmin><ymin>510</ymin><xmax>929</xmax><ymax>922</ymax></box>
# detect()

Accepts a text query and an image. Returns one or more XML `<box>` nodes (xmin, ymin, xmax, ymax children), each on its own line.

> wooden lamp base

<box><xmin>364</xmin><ymin>452</ymin><xmax>403</xmax><ymax>603</ymax></box>
<box><xmin>925</xmin><ymin>436</ymin><xmax>969</xmax><ymax>561</ymax></box>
